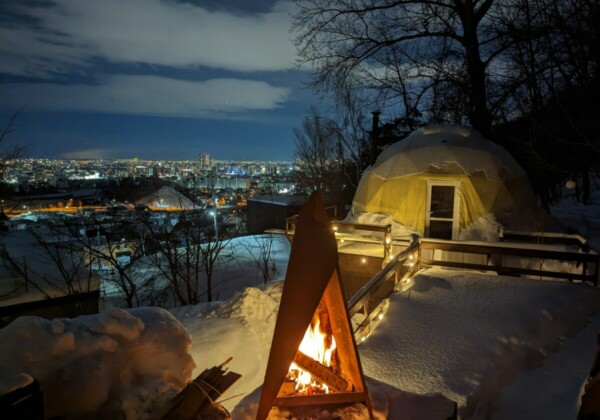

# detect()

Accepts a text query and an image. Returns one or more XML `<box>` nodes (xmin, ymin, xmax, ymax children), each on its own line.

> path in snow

<box><xmin>491</xmin><ymin>312</ymin><xmax>600</xmax><ymax>419</ymax></box>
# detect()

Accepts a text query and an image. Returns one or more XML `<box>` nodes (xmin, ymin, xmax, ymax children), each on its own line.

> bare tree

<box><xmin>292</xmin><ymin>0</ymin><xmax>524</xmax><ymax>137</ymax></box>
<box><xmin>1</xmin><ymin>107</ymin><xmax>29</xmax><ymax>163</ymax></box>
<box><xmin>72</xmin><ymin>215</ymin><xmax>155</xmax><ymax>308</ymax></box>
<box><xmin>334</xmin><ymin>89</ymin><xmax>372</xmax><ymax>190</ymax></box>
<box><xmin>141</xmin><ymin>210</ymin><xmax>206</xmax><ymax>306</ymax></box>
<box><xmin>243</xmin><ymin>234</ymin><xmax>278</xmax><ymax>285</ymax></box>
<box><xmin>294</xmin><ymin>107</ymin><xmax>344</xmax><ymax>195</ymax></box>
<box><xmin>198</xmin><ymin>223</ymin><xmax>233</xmax><ymax>302</ymax></box>
<box><xmin>139</xmin><ymin>196</ymin><xmax>238</xmax><ymax>305</ymax></box>
<box><xmin>493</xmin><ymin>0</ymin><xmax>600</xmax><ymax>202</ymax></box>
<box><xmin>2</xmin><ymin>224</ymin><xmax>97</xmax><ymax>306</ymax></box>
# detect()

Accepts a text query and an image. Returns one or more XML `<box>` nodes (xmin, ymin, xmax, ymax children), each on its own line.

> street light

<box><xmin>208</xmin><ymin>210</ymin><xmax>218</xmax><ymax>235</ymax></box>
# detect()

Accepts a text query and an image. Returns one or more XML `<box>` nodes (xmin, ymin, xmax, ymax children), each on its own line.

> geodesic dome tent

<box><xmin>352</xmin><ymin>126</ymin><xmax>545</xmax><ymax>239</ymax></box>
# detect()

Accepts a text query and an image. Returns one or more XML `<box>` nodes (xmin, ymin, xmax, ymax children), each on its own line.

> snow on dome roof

<box><xmin>372</xmin><ymin>125</ymin><xmax>526</xmax><ymax>181</ymax></box>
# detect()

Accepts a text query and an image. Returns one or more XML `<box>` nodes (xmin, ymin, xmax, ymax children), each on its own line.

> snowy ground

<box><xmin>551</xmin><ymin>181</ymin><xmax>600</xmax><ymax>251</ymax></box>
<box><xmin>2</xmin><ymin>260</ymin><xmax>599</xmax><ymax>419</ymax></box>
<box><xmin>2</xmin><ymin>183</ymin><xmax>600</xmax><ymax>419</ymax></box>
<box><xmin>359</xmin><ymin>268</ymin><xmax>600</xmax><ymax>419</ymax></box>
<box><xmin>101</xmin><ymin>234</ymin><xmax>291</xmax><ymax>307</ymax></box>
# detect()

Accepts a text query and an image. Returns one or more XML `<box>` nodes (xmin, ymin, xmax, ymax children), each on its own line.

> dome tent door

<box><xmin>425</xmin><ymin>181</ymin><xmax>460</xmax><ymax>240</ymax></box>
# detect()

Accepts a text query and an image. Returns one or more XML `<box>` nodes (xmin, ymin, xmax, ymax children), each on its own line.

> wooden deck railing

<box><xmin>345</xmin><ymin>235</ymin><xmax>598</xmax><ymax>340</ymax></box>
<box><xmin>501</xmin><ymin>230</ymin><xmax>591</xmax><ymax>250</ymax></box>
<box><xmin>286</xmin><ymin>216</ymin><xmax>392</xmax><ymax>259</ymax></box>
<box><xmin>281</xmin><ymin>218</ymin><xmax>599</xmax><ymax>339</ymax></box>
<box><xmin>348</xmin><ymin>239</ymin><xmax>420</xmax><ymax>341</ymax></box>
<box><xmin>419</xmin><ymin>238</ymin><xmax>598</xmax><ymax>284</ymax></box>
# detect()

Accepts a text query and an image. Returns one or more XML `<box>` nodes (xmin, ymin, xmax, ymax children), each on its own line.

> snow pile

<box><xmin>345</xmin><ymin>210</ymin><xmax>502</xmax><ymax>242</ymax></box>
<box><xmin>211</xmin><ymin>285</ymin><xmax>281</xmax><ymax>325</ymax></box>
<box><xmin>493</xmin><ymin>314</ymin><xmax>600</xmax><ymax>419</ymax></box>
<box><xmin>359</xmin><ymin>267</ymin><xmax>600</xmax><ymax>418</ymax></box>
<box><xmin>459</xmin><ymin>214</ymin><xmax>501</xmax><ymax>241</ymax></box>
<box><xmin>0</xmin><ymin>308</ymin><xmax>195</xmax><ymax>419</ymax></box>
<box><xmin>344</xmin><ymin>211</ymin><xmax>418</xmax><ymax>240</ymax></box>
<box><xmin>172</xmin><ymin>282</ymin><xmax>283</xmax><ymax>413</ymax></box>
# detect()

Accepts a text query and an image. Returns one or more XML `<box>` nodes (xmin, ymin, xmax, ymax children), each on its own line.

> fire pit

<box><xmin>256</xmin><ymin>193</ymin><xmax>373</xmax><ymax>419</ymax></box>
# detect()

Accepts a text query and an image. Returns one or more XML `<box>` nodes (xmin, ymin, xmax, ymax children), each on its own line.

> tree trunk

<box><xmin>458</xmin><ymin>1</ymin><xmax>492</xmax><ymax>138</ymax></box>
<box><xmin>583</xmin><ymin>167</ymin><xmax>590</xmax><ymax>205</ymax></box>
<box><xmin>206</xmin><ymin>265</ymin><xmax>213</xmax><ymax>302</ymax></box>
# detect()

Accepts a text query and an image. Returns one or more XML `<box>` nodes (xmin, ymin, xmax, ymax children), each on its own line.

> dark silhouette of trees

<box><xmin>493</xmin><ymin>0</ymin><xmax>600</xmax><ymax>203</ymax></box>
<box><xmin>293</xmin><ymin>0</ymin><xmax>600</xmax><ymax>203</ymax></box>
<box><xmin>73</xmin><ymin>215</ymin><xmax>152</xmax><ymax>308</ymax></box>
<box><xmin>141</xmin><ymin>208</ymin><xmax>235</xmax><ymax>305</ymax></box>
<box><xmin>293</xmin><ymin>0</ymin><xmax>503</xmax><ymax>137</ymax></box>
<box><xmin>293</xmin><ymin>107</ymin><xmax>344</xmax><ymax>197</ymax></box>
<box><xmin>1</xmin><ymin>108</ymin><xmax>29</xmax><ymax>164</ymax></box>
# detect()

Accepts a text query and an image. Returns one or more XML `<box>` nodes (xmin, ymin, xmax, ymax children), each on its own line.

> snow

<box><xmin>343</xmin><ymin>211</ymin><xmax>419</xmax><ymax>241</ymax></box>
<box><xmin>344</xmin><ymin>211</ymin><xmax>500</xmax><ymax>243</ymax></box>
<box><xmin>169</xmin><ymin>267</ymin><xmax>600</xmax><ymax>419</ymax></box>
<box><xmin>0</xmin><ymin>308</ymin><xmax>195</xmax><ymax>418</ymax></box>
<box><xmin>2</xmin><ymin>262</ymin><xmax>599</xmax><ymax>418</ymax></box>
<box><xmin>551</xmin><ymin>180</ymin><xmax>600</xmax><ymax>251</ymax></box>
<box><xmin>371</xmin><ymin>126</ymin><xmax>526</xmax><ymax>181</ymax></box>
<box><xmin>2</xmin><ymin>184</ymin><xmax>600</xmax><ymax>418</ymax></box>
<box><xmin>492</xmin><ymin>314</ymin><xmax>600</xmax><ymax>419</ymax></box>
<box><xmin>359</xmin><ymin>268</ymin><xmax>600</xmax><ymax>418</ymax></box>
<box><xmin>0</xmin><ymin>230</ymin><xmax>101</xmax><ymax>306</ymax></box>
<box><xmin>0</xmin><ymin>372</ymin><xmax>34</xmax><ymax>396</ymax></box>
<box><xmin>170</xmin><ymin>283</ymin><xmax>283</xmax><ymax>413</ymax></box>
<box><xmin>101</xmin><ymin>234</ymin><xmax>291</xmax><ymax>307</ymax></box>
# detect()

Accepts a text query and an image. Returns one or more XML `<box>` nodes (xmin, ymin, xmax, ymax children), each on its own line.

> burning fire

<box><xmin>286</xmin><ymin>315</ymin><xmax>337</xmax><ymax>394</ymax></box>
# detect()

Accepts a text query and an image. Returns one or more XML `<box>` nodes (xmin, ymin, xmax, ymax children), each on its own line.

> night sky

<box><xmin>0</xmin><ymin>0</ymin><xmax>317</xmax><ymax>161</ymax></box>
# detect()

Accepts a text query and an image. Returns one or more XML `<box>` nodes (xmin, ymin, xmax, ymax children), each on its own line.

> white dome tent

<box><xmin>352</xmin><ymin>126</ymin><xmax>548</xmax><ymax>240</ymax></box>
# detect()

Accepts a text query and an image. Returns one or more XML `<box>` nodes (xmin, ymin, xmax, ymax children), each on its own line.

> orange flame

<box><xmin>287</xmin><ymin>315</ymin><xmax>337</xmax><ymax>394</ymax></box>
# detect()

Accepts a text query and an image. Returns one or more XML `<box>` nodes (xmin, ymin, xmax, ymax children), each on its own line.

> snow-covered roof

<box><xmin>0</xmin><ymin>231</ymin><xmax>99</xmax><ymax>306</ymax></box>
<box><xmin>136</xmin><ymin>186</ymin><xmax>197</xmax><ymax>209</ymax></box>
<box><xmin>248</xmin><ymin>195</ymin><xmax>307</xmax><ymax>206</ymax></box>
<box><xmin>371</xmin><ymin>125</ymin><xmax>526</xmax><ymax>181</ymax></box>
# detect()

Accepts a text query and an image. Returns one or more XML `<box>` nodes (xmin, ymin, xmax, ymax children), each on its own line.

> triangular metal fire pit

<box><xmin>256</xmin><ymin>193</ymin><xmax>373</xmax><ymax>420</ymax></box>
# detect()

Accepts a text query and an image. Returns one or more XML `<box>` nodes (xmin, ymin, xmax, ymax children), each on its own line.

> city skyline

<box><xmin>0</xmin><ymin>0</ymin><xmax>317</xmax><ymax>161</ymax></box>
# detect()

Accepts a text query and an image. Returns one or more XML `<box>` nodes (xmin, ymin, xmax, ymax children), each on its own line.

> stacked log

<box><xmin>154</xmin><ymin>358</ymin><xmax>241</xmax><ymax>420</ymax></box>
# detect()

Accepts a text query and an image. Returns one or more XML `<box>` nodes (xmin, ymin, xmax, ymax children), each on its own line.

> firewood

<box><xmin>154</xmin><ymin>358</ymin><xmax>241</xmax><ymax>420</ymax></box>
<box><xmin>279</xmin><ymin>382</ymin><xmax>296</xmax><ymax>396</ymax></box>
<box><xmin>293</xmin><ymin>351</ymin><xmax>353</xmax><ymax>393</ymax></box>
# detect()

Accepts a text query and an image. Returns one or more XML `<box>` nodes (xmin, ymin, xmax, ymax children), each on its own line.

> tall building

<box><xmin>199</xmin><ymin>152</ymin><xmax>211</xmax><ymax>170</ymax></box>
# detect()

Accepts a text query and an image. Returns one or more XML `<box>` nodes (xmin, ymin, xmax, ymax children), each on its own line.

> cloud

<box><xmin>1</xmin><ymin>0</ymin><xmax>297</xmax><ymax>77</ymax></box>
<box><xmin>1</xmin><ymin>75</ymin><xmax>292</xmax><ymax>117</ymax></box>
